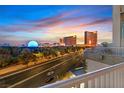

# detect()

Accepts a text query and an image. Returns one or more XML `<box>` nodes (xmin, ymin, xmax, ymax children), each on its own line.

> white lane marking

<box><xmin>8</xmin><ymin>55</ymin><xmax>80</xmax><ymax>88</ymax></box>
<box><xmin>0</xmin><ymin>53</ymin><xmax>75</xmax><ymax>79</ymax></box>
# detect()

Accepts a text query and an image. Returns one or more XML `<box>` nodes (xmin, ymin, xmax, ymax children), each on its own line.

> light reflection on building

<box><xmin>84</xmin><ymin>31</ymin><xmax>97</xmax><ymax>46</ymax></box>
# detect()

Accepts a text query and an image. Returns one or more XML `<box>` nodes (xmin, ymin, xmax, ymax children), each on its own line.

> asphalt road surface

<box><xmin>0</xmin><ymin>52</ymin><xmax>82</xmax><ymax>88</ymax></box>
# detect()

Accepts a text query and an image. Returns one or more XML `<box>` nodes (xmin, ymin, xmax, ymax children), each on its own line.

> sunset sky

<box><xmin>0</xmin><ymin>5</ymin><xmax>112</xmax><ymax>46</ymax></box>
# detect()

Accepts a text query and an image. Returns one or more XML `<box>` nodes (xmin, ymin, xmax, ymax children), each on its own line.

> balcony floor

<box><xmin>86</xmin><ymin>59</ymin><xmax>109</xmax><ymax>72</ymax></box>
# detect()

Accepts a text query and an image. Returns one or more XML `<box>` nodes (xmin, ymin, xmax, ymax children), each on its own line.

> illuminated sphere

<box><xmin>28</xmin><ymin>40</ymin><xmax>39</xmax><ymax>47</ymax></box>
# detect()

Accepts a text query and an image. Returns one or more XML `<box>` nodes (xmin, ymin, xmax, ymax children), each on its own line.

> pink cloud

<box><xmin>0</xmin><ymin>10</ymin><xmax>88</xmax><ymax>32</ymax></box>
<box><xmin>64</xmin><ymin>18</ymin><xmax>112</xmax><ymax>29</ymax></box>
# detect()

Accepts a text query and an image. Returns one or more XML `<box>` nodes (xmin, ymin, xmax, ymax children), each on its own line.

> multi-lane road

<box><xmin>0</xmin><ymin>51</ymin><xmax>82</xmax><ymax>88</ymax></box>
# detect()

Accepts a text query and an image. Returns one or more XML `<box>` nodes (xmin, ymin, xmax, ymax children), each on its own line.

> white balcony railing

<box><xmin>42</xmin><ymin>62</ymin><xmax>124</xmax><ymax>88</ymax></box>
<box><xmin>108</xmin><ymin>47</ymin><xmax>124</xmax><ymax>56</ymax></box>
<box><xmin>42</xmin><ymin>47</ymin><xmax>124</xmax><ymax>88</ymax></box>
<box><xmin>84</xmin><ymin>47</ymin><xmax>124</xmax><ymax>58</ymax></box>
<box><xmin>98</xmin><ymin>47</ymin><xmax>124</xmax><ymax>56</ymax></box>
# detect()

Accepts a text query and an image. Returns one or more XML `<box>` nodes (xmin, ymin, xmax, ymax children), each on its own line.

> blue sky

<box><xmin>0</xmin><ymin>5</ymin><xmax>112</xmax><ymax>46</ymax></box>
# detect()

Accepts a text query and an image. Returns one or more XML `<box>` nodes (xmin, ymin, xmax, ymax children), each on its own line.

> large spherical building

<box><xmin>28</xmin><ymin>40</ymin><xmax>39</xmax><ymax>47</ymax></box>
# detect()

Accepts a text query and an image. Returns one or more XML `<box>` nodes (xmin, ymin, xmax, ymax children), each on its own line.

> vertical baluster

<box><xmin>116</xmin><ymin>47</ymin><xmax>117</xmax><ymax>56</ymax></box>
<box><xmin>103</xmin><ymin>74</ymin><xmax>107</xmax><ymax>88</ymax></box>
<box><xmin>117</xmin><ymin>69</ymin><xmax>120</xmax><ymax>88</ymax></box>
<box><xmin>95</xmin><ymin>78</ymin><xmax>97</xmax><ymax>88</ymax></box>
<box><xmin>115</xmin><ymin>70</ymin><xmax>120</xmax><ymax>88</ymax></box>
<box><xmin>84</xmin><ymin>81</ymin><xmax>88</xmax><ymax>88</ymax></box>
<box><xmin>118</xmin><ymin>48</ymin><xmax>119</xmax><ymax>56</ymax></box>
<box><xmin>122</xmin><ymin>47</ymin><xmax>124</xmax><ymax>56</ymax></box>
<box><xmin>94</xmin><ymin>77</ymin><xmax>101</xmax><ymax>88</ymax></box>
<box><xmin>110</xmin><ymin>71</ymin><xmax>114</xmax><ymax>88</ymax></box>
<box><xmin>115</xmin><ymin>48</ymin><xmax>116</xmax><ymax>56</ymax></box>
<box><xmin>121</xmin><ymin>48</ymin><xmax>122</xmax><ymax>56</ymax></box>
<box><xmin>112</xmin><ymin>70</ymin><xmax>118</xmax><ymax>88</ymax></box>
<box><xmin>119</xmin><ymin>69</ymin><xmax>121</xmax><ymax>88</ymax></box>
<box><xmin>88</xmin><ymin>80</ymin><xmax>92</xmax><ymax>88</ymax></box>
<box><xmin>119</xmin><ymin>47</ymin><xmax>120</xmax><ymax>56</ymax></box>
<box><xmin>114</xmin><ymin>70</ymin><xmax>118</xmax><ymax>88</ymax></box>
<box><xmin>118</xmin><ymin>69</ymin><xmax>123</xmax><ymax>88</ymax></box>
<box><xmin>100</xmin><ymin>75</ymin><xmax>105</xmax><ymax>88</ymax></box>
<box><xmin>123</xmin><ymin>47</ymin><xmax>124</xmax><ymax>56</ymax></box>
<box><xmin>108</xmin><ymin>73</ymin><xmax>110</xmax><ymax>88</ymax></box>
<box><xmin>88</xmin><ymin>79</ymin><xmax>95</xmax><ymax>88</ymax></box>
<box><xmin>121</xmin><ymin>48</ymin><xmax>124</xmax><ymax>57</ymax></box>
<box><xmin>117</xmin><ymin>48</ymin><xmax>119</xmax><ymax>56</ymax></box>
<box><xmin>118</xmin><ymin>69</ymin><xmax>121</xmax><ymax>88</ymax></box>
<box><xmin>121</xmin><ymin>47</ymin><xmax>122</xmax><ymax>56</ymax></box>
<box><xmin>122</xmin><ymin>48</ymin><xmax>124</xmax><ymax>56</ymax></box>
<box><xmin>113</xmin><ymin>71</ymin><xmax>116</xmax><ymax>88</ymax></box>
<box><xmin>105</xmin><ymin>73</ymin><xmax>110</xmax><ymax>88</ymax></box>
<box><xmin>122</xmin><ymin>68</ymin><xmax>124</xmax><ymax>87</ymax></box>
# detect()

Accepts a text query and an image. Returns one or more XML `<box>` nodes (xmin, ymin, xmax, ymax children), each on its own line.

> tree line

<box><xmin>0</xmin><ymin>46</ymin><xmax>82</xmax><ymax>68</ymax></box>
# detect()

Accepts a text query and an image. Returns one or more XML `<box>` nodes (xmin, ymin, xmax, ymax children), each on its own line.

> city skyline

<box><xmin>0</xmin><ymin>5</ymin><xmax>112</xmax><ymax>46</ymax></box>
